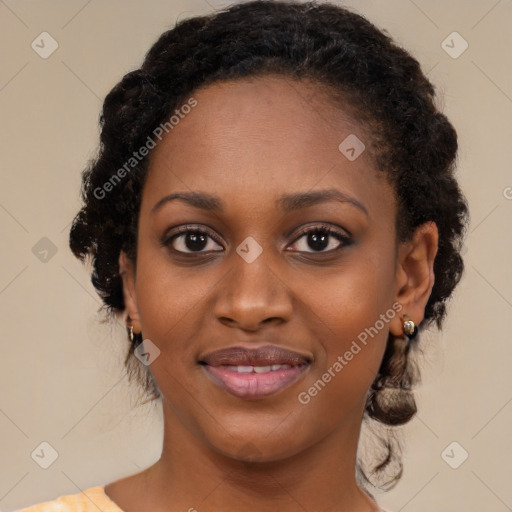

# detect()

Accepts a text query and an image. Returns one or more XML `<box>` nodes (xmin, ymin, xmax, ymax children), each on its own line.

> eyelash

<box><xmin>161</xmin><ymin>223</ymin><xmax>352</xmax><ymax>257</ymax></box>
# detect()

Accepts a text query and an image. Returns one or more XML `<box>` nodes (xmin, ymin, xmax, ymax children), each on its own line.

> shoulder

<box><xmin>13</xmin><ymin>486</ymin><xmax>124</xmax><ymax>512</ymax></box>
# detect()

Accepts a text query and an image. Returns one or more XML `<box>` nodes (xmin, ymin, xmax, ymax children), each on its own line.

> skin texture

<box><xmin>105</xmin><ymin>75</ymin><xmax>438</xmax><ymax>512</ymax></box>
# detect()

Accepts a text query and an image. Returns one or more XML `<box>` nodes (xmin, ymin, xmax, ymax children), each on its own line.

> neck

<box><xmin>141</xmin><ymin>398</ymin><xmax>381</xmax><ymax>512</ymax></box>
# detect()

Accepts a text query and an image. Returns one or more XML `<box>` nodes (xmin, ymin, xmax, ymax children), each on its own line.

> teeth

<box><xmin>236</xmin><ymin>365</ymin><xmax>254</xmax><ymax>373</ymax></box>
<box><xmin>253</xmin><ymin>366</ymin><xmax>271</xmax><ymax>373</ymax></box>
<box><xmin>226</xmin><ymin>364</ymin><xmax>293</xmax><ymax>373</ymax></box>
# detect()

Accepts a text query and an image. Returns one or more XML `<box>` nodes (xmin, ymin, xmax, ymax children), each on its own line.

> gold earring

<box><xmin>403</xmin><ymin>317</ymin><xmax>418</xmax><ymax>340</ymax></box>
<box><xmin>127</xmin><ymin>325</ymin><xmax>143</xmax><ymax>345</ymax></box>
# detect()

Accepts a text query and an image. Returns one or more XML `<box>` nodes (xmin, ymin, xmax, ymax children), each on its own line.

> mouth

<box><xmin>199</xmin><ymin>345</ymin><xmax>312</xmax><ymax>400</ymax></box>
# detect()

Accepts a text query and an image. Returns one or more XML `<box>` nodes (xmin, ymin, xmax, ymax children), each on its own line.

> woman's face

<box><xmin>121</xmin><ymin>75</ymin><xmax>420</xmax><ymax>462</ymax></box>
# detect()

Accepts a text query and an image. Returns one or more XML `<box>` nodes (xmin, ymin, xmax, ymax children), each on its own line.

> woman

<box><xmin>17</xmin><ymin>1</ymin><xmax>469</xmax><ymax>511</ymax></box>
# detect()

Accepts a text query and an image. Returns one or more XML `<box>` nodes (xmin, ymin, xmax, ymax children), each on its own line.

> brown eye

<box><xmin>289</xmin><ymin>226</ymin><xmax>351</xmax><ymax>253</ymax></box>
<box><xmin>163</xmin><ymin>227</ymin><xmax>223</xmax><ymax>254</ymax></box>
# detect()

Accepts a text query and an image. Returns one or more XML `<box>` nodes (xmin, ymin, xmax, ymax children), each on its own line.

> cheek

<box><xmin>134</xmin><ymin>245</ymin><xmax>209</xmax><ymax>341</ymax></box>
<box><xmin>298</xmin><ymin>238</ymin><xmax>396</xmax><ymax>396</ymax></box>
<box><xmin>296</xmin><ymin>281</ymin><xmax>394</xmax><ymax>426</ymax></box>
<box><xmin>305</xmin><ymin>243</ymin><xmax>396</xmax><ymax>343</ymax></box>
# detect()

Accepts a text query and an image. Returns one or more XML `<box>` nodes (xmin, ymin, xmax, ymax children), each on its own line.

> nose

<box><xmin>213</xmin><ymin>250</ymin><xmax>293</xmax><ymax>331</ymax></box>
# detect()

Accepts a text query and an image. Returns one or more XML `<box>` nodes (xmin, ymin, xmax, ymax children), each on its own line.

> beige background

<box><xmin>1</xmin><ymin>0</ymin><xmax>511</xmax><ymax>511</ymax></box>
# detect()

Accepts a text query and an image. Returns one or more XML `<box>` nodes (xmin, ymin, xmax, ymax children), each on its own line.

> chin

<box><xmin>200</xmin><ymin>418</ymin><xmax>316</xmax><ymax>465</ymax></box>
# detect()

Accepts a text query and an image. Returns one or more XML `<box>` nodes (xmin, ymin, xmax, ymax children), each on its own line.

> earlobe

<box><xmin>390</xmin><ymin>221</ymin><xmax>439</xmax><ymax>337</ymax></box>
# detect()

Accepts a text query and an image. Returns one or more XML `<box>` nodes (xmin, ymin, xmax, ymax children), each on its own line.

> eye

<box><xmin>288</xmin><ymin>225</ymin><xmax>351</xmax><ymax>253</ymax></box>
<box><xmin>163</xmin><ymin>226</ymin><xmax>223</xmax><ymax>254</ymax></box>
<box><xmin>162</xmin><ymin>223</ymin><xmax>351</xmax><ymax>256</ymax></box>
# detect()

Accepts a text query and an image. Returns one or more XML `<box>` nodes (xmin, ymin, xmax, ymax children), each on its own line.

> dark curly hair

<box><xmin>69</xmin><ymin>0</ymin><xmax>469</xmax><ymax>492</ymax></box>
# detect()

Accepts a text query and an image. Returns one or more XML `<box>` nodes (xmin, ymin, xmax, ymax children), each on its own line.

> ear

<box><xmin>119</xmin><ymin>250</ymin><xmax>141</xmax><ymax>332</ymax></box>
<box><xmin>389</xmin><ymin>221</ymin><xmax>438</xmax><ymax>338</ymax></box>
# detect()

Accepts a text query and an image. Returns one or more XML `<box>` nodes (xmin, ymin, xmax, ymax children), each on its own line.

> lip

<box><xmin>199</xmin><ymin>345</ymin><xmax>312</xmax><ymax>399</ymax></box>
<box><xmin>200</xmin><ymin>345</ymin><xmax>311</xmax><ymax>367</ymax></box>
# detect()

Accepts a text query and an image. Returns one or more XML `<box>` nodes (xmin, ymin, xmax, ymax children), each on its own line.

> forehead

<box><xmin>155</xmin><ymin>75</ymin><xmax>365</xmax><ymax>166</ymax></box>
<box><xmin>142</xmin><ymin>75</ymin><xmax>393</xmax><ymax>220</ymax></box>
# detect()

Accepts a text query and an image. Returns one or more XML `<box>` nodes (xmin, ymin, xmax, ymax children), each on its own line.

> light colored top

<box><xmin>14</xmin><ymin>485</ymin><xmax>394</xmax><ymax>512</ymax></box>
<box><xmin>14</xmin><ymin>486</ymin><xmax>123</xmax><ymax>512</ymax></box>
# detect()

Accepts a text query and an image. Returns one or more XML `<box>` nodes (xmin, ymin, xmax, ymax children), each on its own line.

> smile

<box><xmin>199</xmin><ymin>344</ymin><xmax>312</xmax><ymax>399</ymax></box>
<box><xmin>202</xmin><ymin>363</ymin><xmax>310</xmax><ymax>399</ymax></box>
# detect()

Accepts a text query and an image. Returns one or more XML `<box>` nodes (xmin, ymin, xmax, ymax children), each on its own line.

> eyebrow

<box><xmin>151</xmin><ymin>188</ymin><xmax>368</xmax><ymax>217</ymax></box>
